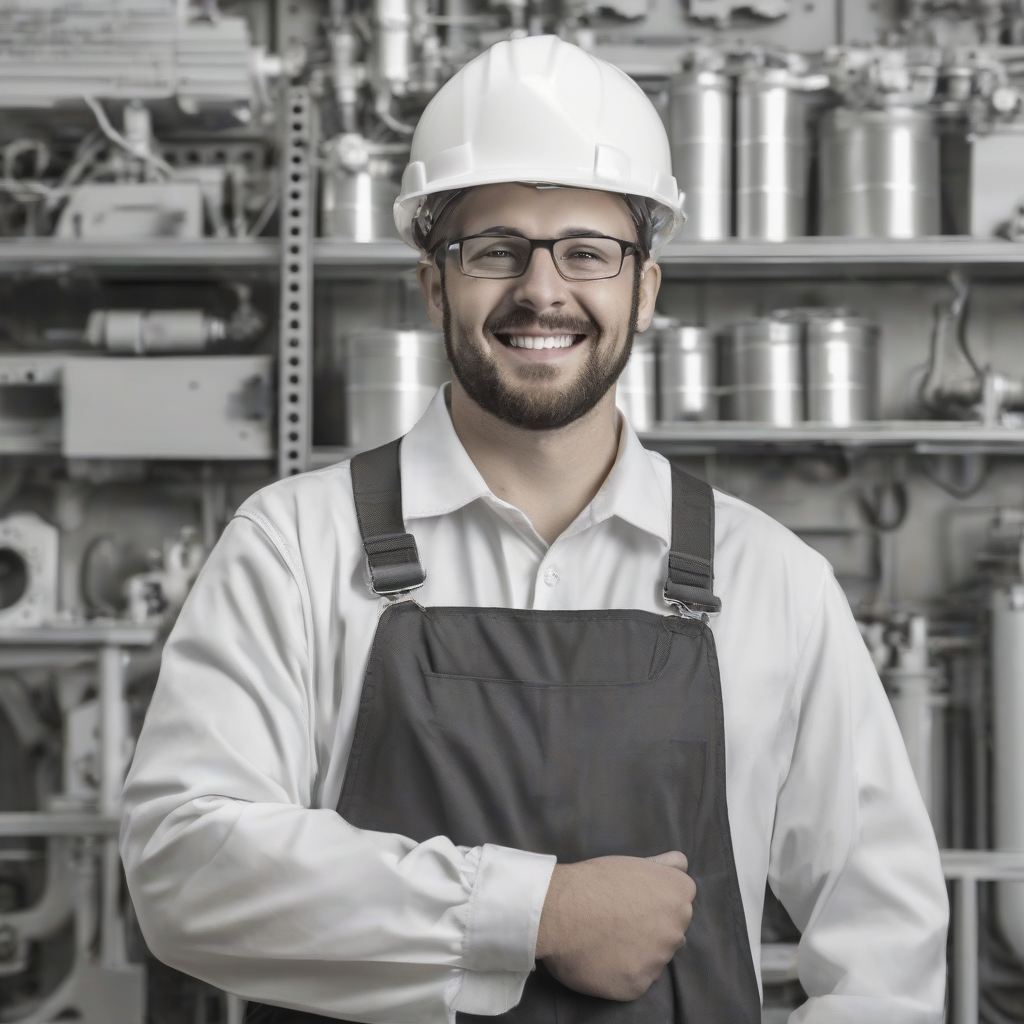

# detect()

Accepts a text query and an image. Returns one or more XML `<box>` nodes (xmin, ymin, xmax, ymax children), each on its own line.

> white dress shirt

<box><xmin>122</xmin><ymin>387</ymin><xmax>948</xmax><ymax>1024</ymax></box>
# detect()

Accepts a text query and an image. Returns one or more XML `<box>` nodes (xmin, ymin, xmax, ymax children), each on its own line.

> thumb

<box><xmin>647</xmin><ymin>850</ymin><xmax>689</xmax><ymax>872</ymax></box>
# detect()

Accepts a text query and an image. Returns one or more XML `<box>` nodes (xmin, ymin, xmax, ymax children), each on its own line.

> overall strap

<box><xmin>350</xmin><ymin>439</ymin><xmax>426</xmax><ymax>597</ymax></box>
<box><xmin>665</xmin><ymin>465</ymin><xmax>721</xmax><ymax>614</ymax></box>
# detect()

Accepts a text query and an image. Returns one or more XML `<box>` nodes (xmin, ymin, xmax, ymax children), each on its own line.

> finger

<box><xmin>647</xmin><ymin>851</ymin><xmax>688</xmax><ymax>872</ymax></box>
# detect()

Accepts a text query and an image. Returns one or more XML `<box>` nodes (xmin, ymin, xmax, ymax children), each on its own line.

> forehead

<box><xmin>453</xmin><ymin>183</ymin><xmax>636</xmax><ymax>240</ymax></box>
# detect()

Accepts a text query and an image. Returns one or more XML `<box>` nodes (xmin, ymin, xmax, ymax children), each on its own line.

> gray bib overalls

<box><xmin>247</xmin><ymin>439</ymin><xmax>761</xmax><ymax>1024</ymax></box>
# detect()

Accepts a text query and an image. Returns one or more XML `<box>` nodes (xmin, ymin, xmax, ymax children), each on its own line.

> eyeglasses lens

<box><xmin>458</xmin><ymin>236</ymin><xmax>625</xmax><ymax>280</ymax></box>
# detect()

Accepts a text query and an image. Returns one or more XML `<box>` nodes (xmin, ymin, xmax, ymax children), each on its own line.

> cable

<box><xmin>82</xmin><ymin>96</ymin><xmax>177</xmax><ymax>180</ymax></box>
<box><xmin>375</xmin><ymin>91</ymin><xmax>416</xmax><ymax>135</ymax></box>
<box><xmin>859</xmin><ymin>480</ymin><xmax>909</xmax><ymax>532</ymax></box>
<box><xmin>921</xmin><ymin>453</ymin><xmax>989</xmax><ymax>499</ymax></box>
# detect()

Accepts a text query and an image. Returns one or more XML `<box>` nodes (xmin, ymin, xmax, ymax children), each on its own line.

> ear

<box><xmin>633</xmin><ymin>259</ymin><xmax>662</xmax><ymax>334</ymax></box>
<box><xmin>417</xmin><ymin>257</ymin><xmax>445</xmax><ymax>330</ymax></box>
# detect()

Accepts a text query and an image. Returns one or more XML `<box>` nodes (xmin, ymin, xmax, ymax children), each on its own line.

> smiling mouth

<box><xmin>498</xmin><ymin>334</ymin><xmax>585</xmax><ymax>350</ymax></box>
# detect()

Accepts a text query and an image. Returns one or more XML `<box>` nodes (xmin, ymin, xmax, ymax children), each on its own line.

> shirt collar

<box><xmin>400</xmin><ymin>385</ymin><xmax>671</xmax><ymax>548</ymax></box>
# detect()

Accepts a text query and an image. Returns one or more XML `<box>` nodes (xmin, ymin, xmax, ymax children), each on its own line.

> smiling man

<box><xmin>121</xmin><ymin>35</ymin><xmax>948</xmax><ymax>1024</ymax></box>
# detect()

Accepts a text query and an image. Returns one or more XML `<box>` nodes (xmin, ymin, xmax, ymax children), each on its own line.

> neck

<box><xmin>449</xmin><ymin>379</ymin><xmax>621</xmax><ymax>545</ymax></box>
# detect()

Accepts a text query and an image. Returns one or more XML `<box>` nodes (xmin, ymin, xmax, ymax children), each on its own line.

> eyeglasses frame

<box><xmin>434</xmin><ymin>232</ymin><xmax>641</xmax><ymax>282</ymax></box>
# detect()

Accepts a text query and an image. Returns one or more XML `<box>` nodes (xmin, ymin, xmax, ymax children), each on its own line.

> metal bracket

<box><xmin>278</xmin><ymin>86</ymin><xmax>315</xmax><ymax>478</ymax></box>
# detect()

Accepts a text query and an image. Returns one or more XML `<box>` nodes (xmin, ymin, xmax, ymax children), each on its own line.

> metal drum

<box><xmin>346</xmin><ymin>329</ymin><xmax>449</xmax><ymax>448</ymax></box>
<box><xmin>736</xmin><ymin>68</ymin><xmax>809</xmax><ymax>240</ymax></box>
<box><xmin>616</xmin><ymin>329</ymin><xmax>657</xmax><ymax>431</ymax></box>
<box><xmin>658</xmin><ymin>326</ymin><xmax>716</xmax><ymax>421</ymax></box>
<box><xmin>819</xmin><ymin>106</ymin><xmax>940</xmax><ymax>238</ymax></box>
<box><xmin>321</xmin><ymin>168</ymin><xmax>401</xmax><ymax>241</ymax></box>
<box><xmin>805</xmin><ymin>311</ymin><xmax>878</xmax><ymax>424</ymax></box>
<box><xmin>721</xmin><ymin>315</ymin><xmax>803</xmax><ymax>424</ymax></box>
<box><xmin>669</xmin><ymin>69</ymin><xmax>733</xmax><ymax>241</ymax></box>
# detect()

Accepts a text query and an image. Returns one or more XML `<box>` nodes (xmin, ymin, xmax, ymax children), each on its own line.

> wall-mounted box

<box><xmin>63</xmin><ymin>355</ymin><xmax>272</xmax><ymax>460</ymax></box>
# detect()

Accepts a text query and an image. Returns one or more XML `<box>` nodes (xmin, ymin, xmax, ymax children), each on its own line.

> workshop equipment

<box><xmin>805</xmin><ymin>310</ymin><xmax>878</xmax><ymax>424</ymax></box>
<box><xmin>616</xmin><ymin>328</ymin><xmax>658</xmax><ymax>430</ymax></box>
<box><xmin>658</xmin><ymin>325</ymin><xmax>717</xmax><ymax>422</ymax></box>
<box><xmin>345</xmin><ymin>329</ymin><xmax>449</xmax><ymax>448</ymax></box>
<box><xmin>721</xmin><ymin>314</ymin><xmax>803</xmax><ymax>424</ymax></box>
<box><xmin>819</xmin><ymin>106</ymin><xmax>941</xmax><ymax>238</ymax></box>
<box><xmin>669</xmin><ymin>59</ymin><xmax>732</xmax><ymax>240</ymax></box>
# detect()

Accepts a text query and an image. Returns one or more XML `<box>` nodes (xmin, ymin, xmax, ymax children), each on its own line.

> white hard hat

<box><xmin>394</xmin><ymin>35</ymin><xmax>686</xmax><ymax>249</ymax></box>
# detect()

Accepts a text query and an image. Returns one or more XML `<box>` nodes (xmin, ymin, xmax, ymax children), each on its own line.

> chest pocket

<box><xmin>422</xmin><ymin>671</ymin><xmax>709</xmax><ymax>861</ymax></box>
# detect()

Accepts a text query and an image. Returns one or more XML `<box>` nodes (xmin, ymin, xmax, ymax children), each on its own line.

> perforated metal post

<box><xmin>278</xmin><ymin>85</ymin><xmax>315</xmax><ymax>477</ymax></box>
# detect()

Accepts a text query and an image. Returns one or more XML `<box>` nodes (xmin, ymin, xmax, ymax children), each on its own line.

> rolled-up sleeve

<box><xmin>121</xmin><ymin>514</ymin><xmax>555</xmax><ymax>1024</ymax></box>
<box><xmin>769</xmin><ymin>570</ymin><xmax>949</xmax><ymax>1023</ymax></box>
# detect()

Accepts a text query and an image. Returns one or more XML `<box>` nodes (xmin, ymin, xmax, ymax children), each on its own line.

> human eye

<box><xmin>557</xmin><ymin>238</ymin><xmax>617</xmax><ymax>265</ymax></box>
<box><xmin>462</xmin><ymin>236</ymin><xmax>527</xmax><ymax>267</ymax></box>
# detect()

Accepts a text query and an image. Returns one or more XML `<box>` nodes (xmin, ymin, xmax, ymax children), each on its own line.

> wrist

<box><xmin>535</xmin><ymin>863</ymin><xmax>569</xmax><ymax>960</ymax></box>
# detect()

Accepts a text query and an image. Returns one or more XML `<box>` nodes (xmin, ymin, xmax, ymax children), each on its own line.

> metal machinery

<box><xmin>5</xmin><ymin>1</ymin><xmax>1024</xmax><ymax>1023</ymax></box>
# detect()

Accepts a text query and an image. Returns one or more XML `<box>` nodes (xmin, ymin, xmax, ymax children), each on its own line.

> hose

<box><xmin>375</xmin><ymin>90</ymin><xmax>416</xmax><ymax>135</ymax></box>
<box><xmin>921</xmin><ymin>453</ymin><xmax>990</xmax><ymax>499</ymax></box>
<box><xmin>920</xmin><ymin>271</ymin><xmax>974</xmax><ymax>413</ymax></box>
<box><xmin>859</xmin><ymin>480</ymin><xmax>909</xmax><ymax>532</ymax></box>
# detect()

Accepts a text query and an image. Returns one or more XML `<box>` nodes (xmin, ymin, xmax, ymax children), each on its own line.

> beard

<box><xmin>441</xmin><ymin>266</ymin><xmax>642</xmax><ymax>431</ymax></box>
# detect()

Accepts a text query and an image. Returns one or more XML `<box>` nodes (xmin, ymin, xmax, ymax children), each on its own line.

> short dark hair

<box><xmin>413</xmin><ymin>187</ymin><xmax>655</xmax><ymax>263</ymax></box>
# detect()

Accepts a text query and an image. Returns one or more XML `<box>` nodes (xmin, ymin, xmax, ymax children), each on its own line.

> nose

<box><xmin>510</xmin><ymin>246</ymin><xmax>570</xmax><ymax>313</ymax></box>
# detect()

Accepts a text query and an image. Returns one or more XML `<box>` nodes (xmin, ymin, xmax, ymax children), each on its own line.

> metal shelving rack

<box><xmin>0</xmin><ymin>119</ymin><xmax>1019</xmax><ymax>1024</ymax></box>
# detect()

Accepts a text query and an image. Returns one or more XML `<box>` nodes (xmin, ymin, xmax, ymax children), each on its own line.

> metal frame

<box><xmin>942</xmin><ymin>850</ymin><xmax>1024</xmax><ymax>1024</ymax></box>
<box><xmin>277</xmin><ymin>85</ymin><xmax>315</xmax><ymax>478</ymax></box>
<box><xmin>0</xmin><ymin>624</ymin><xmax>157</xmax><ymax>1024</ymax></box>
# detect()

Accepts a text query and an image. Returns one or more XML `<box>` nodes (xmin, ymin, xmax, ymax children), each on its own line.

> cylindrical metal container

<box><xmin>616</xmin><ymin>329</ymin><xmax>657</xmax><ymax>431</ymax></box>
<box><xmin>346</xmin><ymin>329</ymin><xmax>449</xmax><ymax>448</ymax></box>
<box><xmin>818</xmin><ymin>106</ymin><xmax>940</xmax><ymax>238</ymax></box>
<box><xmin>991</xmin><ymin>585</ymin><xmax>1024</xmax><ymax>963</ymax></box>
<box><xmin>884</xmin><ymin>616</ymin><xmax>947</xmax><ymax>843</ymax></box>
<box><xmin>658</xmin><ymin>326</ymin><xmax>716</xmax><ymax>421</ymax></box>
<box><xmin>321</xmin><ymin>169</ymin><xmax>401</xmax><ymax>241</ymax></box>
<box><xmin>669</xmin><ymin>69</ymin><xmax>733</xmax><ymax>241</ymax></box>
<box><xmin>736</xmin><ymin>69</ymin><xmax>809</xmax><ymax>240</ymax></box>
<box><xmin>721</xmin><ymin>315</ymin><xmax>803</xmax><ymax>424</ymax></box>
<box><xmin>805</xmin><ymin>311</ymin><xmax>878</xmax><ymax>424</ymax></box>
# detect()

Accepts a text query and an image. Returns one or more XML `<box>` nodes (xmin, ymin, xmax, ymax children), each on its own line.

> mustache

<box><xmin>484</xmin><ymin>306</ymin><xmax>598</xmax><ymax>338</ymax></box>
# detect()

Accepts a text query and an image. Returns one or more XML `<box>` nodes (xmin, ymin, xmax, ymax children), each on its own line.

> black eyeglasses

<box><xmin>439</xmin><ymin>233</ymin><xmax>639</xmax><ymax>281</ymax></box>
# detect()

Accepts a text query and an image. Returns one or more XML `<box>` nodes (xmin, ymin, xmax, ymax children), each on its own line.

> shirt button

<box><xmin>543</xmin><ymin>566</ymin><xmax>560</xmax><ymax>587</ymax></box>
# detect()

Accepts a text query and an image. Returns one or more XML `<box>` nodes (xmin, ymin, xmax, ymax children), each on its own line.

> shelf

<box><xmin>315</xmin><ymin>239</ymin><xmax>420</xmax><ymax>274</ymax></box>
<box><xmin>0</xmin><ymin>621</ymin><xmax>160</xmax><ymax>647</ymax></box>
<box><xmin>0</xmin><ymin>238</ymin><xmax>278</xmax><ymax>275</ymax></box>
<box><xmin>0</xmin><ymin>812</ymin><xmax>120</xmax><ymax>838</ymax></box>
<box><xmin>313</xmin><ymin>237</ymin><xmax>1024</xmax><ymax>280</ymax></box>
<box><xmin>639</xmin><ymin>421</ymin><xmax>1024</xmax><ymax>454</ymax></box>
<box><xmin>1</xmin><ymin>236</ymin><xmax>1022</xmax><ymax>281</ymax></box>
<box><xmin>312</xmin><ymin>423</ymin><xmax>1024</xmax><ymax>465</ymax></box>
<box><xmin>657</xmin><ymin>237</ymin><xmax>1024</xmax><ymax>279</ymax></box>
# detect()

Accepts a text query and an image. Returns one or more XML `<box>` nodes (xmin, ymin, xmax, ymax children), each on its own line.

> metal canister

<box><xmin>721</xmin><ymin>315</ymin><xmax>803</xmax><ymax>425</ymax></box>
<box><xmin>818</xmin><ymin>105</ymin><xmax>940</xmax><ymax>238</ymax></box>
<box><xmin>805</xmin><ymin>311</ymin><xmax>878</xmax><ymax>424</ymax></box>
<box><xmin>346</xmin><ymin>329</ymin><xmax>449</xmax><ymax>448</ymax></box>
<box><xmin>669</xmin><ymin>69</ymin><xmax>733</xmax><ymax>241</ymax></box>
<box><xmin>658</xmin><ymin>326</ymin><xmax>716</xmax><ymax>421</ymax></box>
<box><xmin>736</xmin><ymin>68</ymin><xmax>809</xmax><ymax>240</ymax></box>
<box><xmin>616</xmin><ymin>329</ymin><xmax>657</xmax><ymax>431</ymax></box>
<box><xmin>320</xmin><ymin>136</ymin><xmax>401</xmax><ymax>241</ymax></box>
<box><xmin>321</xmin><ymin>169</ymin><xmax>401</xmax><ymax>241</ymax></box>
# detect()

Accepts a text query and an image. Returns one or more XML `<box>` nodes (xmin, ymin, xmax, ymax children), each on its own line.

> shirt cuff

<box><xmin>449</xmin><ymin>969</ymin><xmax>532</xmax><ymax>1017</ymax></box>
<box><xmin>461</xmin><ymin>843</ymin><xmax>557</xmax><ymax>974</ymax></box>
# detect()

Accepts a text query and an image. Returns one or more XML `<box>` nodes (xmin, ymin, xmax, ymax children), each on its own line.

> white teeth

<box><xmin>507</xmin><ymin>335</ymin><xmax>576</xmax><ymax>350</ymax></box>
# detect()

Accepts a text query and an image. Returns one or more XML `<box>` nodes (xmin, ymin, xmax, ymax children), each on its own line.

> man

<box><xmin>122</xmin><ymin>35</ymin><xmax>948</xmax><ymax>1024</ymax></box>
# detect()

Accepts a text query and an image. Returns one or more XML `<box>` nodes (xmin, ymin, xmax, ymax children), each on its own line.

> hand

<box><xmin>534</xmin><ymin>851</ymin><xmax>696</xmax><ymax>1001</ymax></box>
